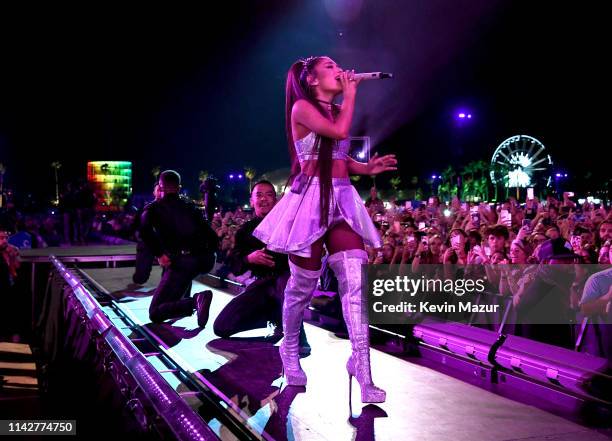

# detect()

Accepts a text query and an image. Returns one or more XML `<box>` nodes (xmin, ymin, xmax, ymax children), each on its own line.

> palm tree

<box><xmin>198</xmin><ymin>170</ymin><xmax>209</xmax><ymax>183</ymax></box>
<box><xmin>474</xmin><ymin>160</ymin><xmax>490</xmax><ymax>201</ymax></box>
<box><xmin>390</xmin><ymin>176</ymin><xmax>401</xmax><ymax>193</ymax></box>
<box><xmin>151</xmin><ymin>166</ymin><xmax>161</xmax><ymax>183</ymax></box>
<box><xmin>440</xmin><ymin>165</ymin><xmax>456</xmax><ymax>200</ymax></box>
<box><xmin>51</xmin><ymin>161</ymin><xmax>62</xmax><ymax>205</ymax></box>
<box><xmin>0</xmin><ymin>162</ymin><xmax>5</xmax><ymax>208</ymax></box>
<box><xmin>473</xmin><ymin>178</ymin><xmax>488</xmax><ymax>202</ymax></box>
<box><xmin>244</xmin><ymin>167</ymin><xmax>257</xmax><ymax>192</ymax></box>
<box><xmin>460</xmin><ymin>162</ymin><xmax>475</xmax><ymax>201</ymax></box>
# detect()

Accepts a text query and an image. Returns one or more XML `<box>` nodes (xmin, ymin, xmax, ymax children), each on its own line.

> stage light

<box><xmin>456</xmin><ymin>111</ymin><xmax>473</xmax><ymax>122</ymax></box>
<box><xmin>238</xmin><ymin>174</ymin><xmax>243</xmax><ymax>179</ymax></box>
<box><xmin>358</xmin><ymin>152</ymin><xmax>365</xmax><ymax>159</ymax></box>
<box><xmin>229</xmin><ymin>174</ymin><xmax>234</xmax><ymax>179</ymax></box>
<box><xmin>444</xmin><ymin>209</ymin><xmax>452</xmax><ymax>217</ymax></box>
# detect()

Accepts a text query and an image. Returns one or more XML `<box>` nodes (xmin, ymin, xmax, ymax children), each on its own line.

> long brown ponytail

<box><xmin>285</xmin><ymin>56</ymin><xmax>335</xmax><ymax>228</ymax></box>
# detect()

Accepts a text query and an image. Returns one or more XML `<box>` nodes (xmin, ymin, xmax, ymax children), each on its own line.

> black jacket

<box><xmin>140</xmin><ymin>193</ymin><xmax>219</xmax><ymax>259</ymax></box>
<box><xmin>227</xmin><ymin>216</ymin><xmax>289</xmax><ymax>278</ymax></box>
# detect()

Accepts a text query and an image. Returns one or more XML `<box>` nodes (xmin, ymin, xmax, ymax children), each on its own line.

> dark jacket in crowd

<box><xmin>140</xmin><ymin>193</ymin><xmax>219</xmax><ymax>260</ymax></box>
<box><xmin>227</xmin><ymin>216</ymin><xmax>289</xmax><ymax>278</ymax></box>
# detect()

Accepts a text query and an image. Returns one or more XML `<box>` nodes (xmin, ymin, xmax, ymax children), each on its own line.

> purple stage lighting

<box><xmin>238</xmin><ymin>174</ymin><xmax>243</xmax><ymax>179</ymax></box>
<box><xmin>458</xmin><ymin>113</ymin><xmax>466</xmax><ymax>118</ymax></box>
<box><xmin>467</xmin><ymin>114</ymin><xmax>472</xmax><ymax>118</ymax></box>
<box><xmin>229</xmin><ymin>174</ymin><xmax>234</xmax><ymax>179</ymax></box>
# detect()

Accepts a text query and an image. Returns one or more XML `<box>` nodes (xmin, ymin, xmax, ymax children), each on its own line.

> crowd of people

<box><xmin>212</xmin><ymin>187</ymin><xmax>611</xmax><ymax>270</ymax></box>
<box><xmin>207</xmin><ymin>184</ymin><xmax>611</xmax><ymax>355</ymax></box>
<box><xmin>0</xmin><ymin>180</ymin><xmax>146</xmax><ymax>250</ymax></box>
<box><xmin>2</xmin><ymin>179</ymin><xmax>611</xmax><ymax>353</ymax></box>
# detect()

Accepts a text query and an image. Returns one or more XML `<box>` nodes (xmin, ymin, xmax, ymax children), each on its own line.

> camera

<box><xmin>521</xmin><ymin>218</ymin><xmax>531</xmax><ymax>231</ymax></box>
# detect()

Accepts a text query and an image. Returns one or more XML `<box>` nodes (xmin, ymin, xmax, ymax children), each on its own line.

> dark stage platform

<box><xmin>77</xmin><ymin>266</ymin><xmax>610</xmax><ymax>441</ymax></box>
<box><xmin>21</xmin><ymin>244</ymin><xmax>137</xmax><ymax>262</ymax></box>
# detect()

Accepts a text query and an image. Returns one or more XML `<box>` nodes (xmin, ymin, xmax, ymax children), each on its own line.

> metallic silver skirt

<box><xmin>252</xmin><ymin>175</ymin><xmax>382</xmax><ymax>258</ymax></box>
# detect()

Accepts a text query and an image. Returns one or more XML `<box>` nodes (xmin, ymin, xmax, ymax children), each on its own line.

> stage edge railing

<box><xmin>49</xmin><ymin>255</ymin><xmax>219</xmax><ymax>441</ymax></box>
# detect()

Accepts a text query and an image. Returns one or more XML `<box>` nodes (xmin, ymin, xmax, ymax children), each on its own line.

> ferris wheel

<box><xmin>490</xmin><ymin>135</ymin><xmax>553</xmax><ymax>188</ymax></box>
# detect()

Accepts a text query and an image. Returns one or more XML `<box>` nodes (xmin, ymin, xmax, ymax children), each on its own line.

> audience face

<box><xmin>382</xmin><ymin>244</ymin><xmax>394</xmax><ymax>261</ymax></box>
<box><xmin>580</xmin><ymin>230</ymin><xmax>593</xmax><ymax>245</ymax></box>
<box><xmin>370</xmin><ymin>187</ymin><xmax>378</xmax><ymax>199</ymax></box>
<box><xmin>429</xmin><ymin>236</ymin><xmax>442</xmax><ymax>255</ymax></box>
<box><xmin>250</xmin><ymin>183</ymin><xmax>276</xmax><ymax>217</ymax></box>
<box><xmin>490</xmin><ymin>251</ymin><xmax>508</xmax><ymax>264</ymax></box>
<box><xmin>509</xmin><ymin>242</ymin><xmax>527</xmax><ymax>264</ymax></box>
<box><xmin>450</xmin><ymin>230</ymin><xmax>466</xmax><ymax>251</ymax></box>
<box><xmin>599</xmin><ymin>222</ymin><xmax>612</xmax><ymax>243</ymax></box>
<box><xmin>153</xmin><ymin>184</ymin><xmax>162</xmax><ymax>200</ymax></box>
<box><xmin>488</xmin><ymin>234</ymin><xmax>505</xmax><ymax>253</ymax></box>
<box><xmin>592</xmin><ymin>212</ymin><xmax>605</xmax><ymax>227</ymax></box>
<box><xmin>0</xmin><ymin>231</ymin><xmax>8</xmax><ymax>250</ymax></box>
<box><xmin>530</xmin><ymin>232</ymin><xmax>545</xmax><ymax>244</ymax></box>
<box><xmin>545</xmin><ymin>226</ymin><xmax>560</xmax><ymax>240</ymax></box>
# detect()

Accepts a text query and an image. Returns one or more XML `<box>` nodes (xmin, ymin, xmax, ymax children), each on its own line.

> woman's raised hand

<box><xmin>368</xmin><ymin>152</ymin><xmax>398</xmax><ymax>175</ymax></box>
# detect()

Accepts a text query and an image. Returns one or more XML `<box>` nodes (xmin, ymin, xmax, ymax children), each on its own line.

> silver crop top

<box><xmin>294</xmin><ymin>132</ymin><xmax>350</xmax><ymax>164</ymax></box>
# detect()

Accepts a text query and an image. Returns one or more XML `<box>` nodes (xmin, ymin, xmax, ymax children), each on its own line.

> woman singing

<box><xmin>252</xmin><ymin>56</ymin><xmax>397</xmax><ymax>403</ymax></box>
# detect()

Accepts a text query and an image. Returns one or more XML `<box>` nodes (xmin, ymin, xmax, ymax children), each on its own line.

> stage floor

<box><xmin>81</xmin><ymin>266</ymin><xmax>610</xmax><ymax>441</ymax></box>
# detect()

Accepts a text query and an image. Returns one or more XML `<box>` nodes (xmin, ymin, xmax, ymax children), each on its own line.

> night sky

<box><xmin>0</xmin><ymin>1</ymin><xmax>608</xmax><ymax>203</ymax></box>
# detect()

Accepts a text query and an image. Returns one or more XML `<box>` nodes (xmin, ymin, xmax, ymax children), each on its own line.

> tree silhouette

<box><xmin>51</xmin><ymin>161</ymin><xmax>62</xmax><ymax>205</ymax></box>
<box><xmin>0</xmin><ymin>162</ymin><xmax>5</xmax><ymax>208</ymax></box>
<box><xmin>244</xmin><ymin>167</ymin><xmax>257</xmax><ymax>192</ymax></box>
<box><xmin>151</xmin><ymin>166</ymin><xmax>161</xmax><ymax>183</ymax></box>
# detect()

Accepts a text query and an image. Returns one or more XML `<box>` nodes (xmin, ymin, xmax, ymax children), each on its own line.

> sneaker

<box><xmin>265</xmin><ymin>322</ymin><xmax>284</xmax><ymax>343</ymax></box>
<box><xmin>195</xmin><ymin>290</ymin><xmax>213</xmax><ymax>328</ymax></box>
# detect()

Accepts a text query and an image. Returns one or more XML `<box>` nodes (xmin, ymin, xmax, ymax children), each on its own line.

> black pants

<box><xmin>149</xmin><ymin>254</ymin><xmax>213</xmax><ymax>323</ymax></box>
<box><xmin>133</xmin><ymin>240</ymin><xmax>155</xmax><ymax>284</ymax></box>
<box><xmin>213</xmin><ymin>272</ymin><xmax>290</xmax><ymax>338</ymax></box>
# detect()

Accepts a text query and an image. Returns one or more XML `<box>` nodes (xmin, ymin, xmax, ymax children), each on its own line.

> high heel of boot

<box><xmin>346</xmin><ymin>355</ymin><xmax>386</xmax><ymax>404</ymax></box>
<box><xmin>329</xmin><ymin>249</ymin><xmax>387</xmax><ymax>404</ymax></box>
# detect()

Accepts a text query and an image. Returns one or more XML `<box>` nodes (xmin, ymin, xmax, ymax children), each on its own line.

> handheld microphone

<box><xmin>353</xmin><ymin>72</ymin><xmax>393</xmax><ymax>80</ymax></box>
